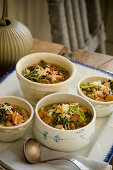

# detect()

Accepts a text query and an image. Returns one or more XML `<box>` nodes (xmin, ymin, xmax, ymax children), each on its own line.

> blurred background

<box><xmin>0</xmin><ymin>0</ymin><xmax>113</xmax><ymax>55</ymax></box>
<box><xmin>100</xmin><ymin>0</ymin><xmax>113</xmax><ymax>55</ymax></box>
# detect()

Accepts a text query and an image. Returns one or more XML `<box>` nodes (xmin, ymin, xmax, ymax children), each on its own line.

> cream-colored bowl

<box><xmin>78</xmin><ymin>75</ymin><xmax>113</xmax><ymax>117</ymax></box>
<box><xmin>0</xmin><ymin>96</ymin><xmax>34</xmax><ymax>142</ymax></box>
<box><xmin>33</xmin><ymin>93</ymin><xmax>96</xmax><ymax>152</ymax></box>
<box><xmin>16</xmin><ymin>52</ymin><xmax>76</xmax><ymax>105</ymax></box>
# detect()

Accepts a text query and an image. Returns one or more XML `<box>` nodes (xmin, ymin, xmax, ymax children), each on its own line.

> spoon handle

<box><xmin>40</xmin><ymin>157</ymin><xmax>89</xmax><ymax>170</ymax></box>
<box><xmin>66</xmin><ymin>158</ymin><xmax>89</xmax><ymax>170</ymax></box>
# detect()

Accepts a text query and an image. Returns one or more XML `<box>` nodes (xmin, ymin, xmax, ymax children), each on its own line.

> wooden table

<box><xmin>30</xmin><ymin>39</ymin><xmax>113</xmax><ymax>73</ymax></box>
<box><xmin>1</xmin><ymin>39</ymin><xmax>113</xmax><ymax>77</ymax></box>
<box><xmin>0</xmin><ymin>39</ymin><xmax>113</xmax><ymax>167</ymax></box>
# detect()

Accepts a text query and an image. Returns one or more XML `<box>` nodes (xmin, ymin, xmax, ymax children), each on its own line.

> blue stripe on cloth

<box><xmin>0</xmin><ymin>66</ymin><xmax>15</xmax><ymax>83</ymax></box>
<box><xmin>104</xmin><ymin>145</ymin><xmax>113</xmax><ymax>163</ymax></box>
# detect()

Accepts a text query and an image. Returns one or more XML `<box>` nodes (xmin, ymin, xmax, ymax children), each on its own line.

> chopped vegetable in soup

<box><xmin>22</xmin><ymin>60</ymin><xmax>69</xmax><ymax>84</ymax></box>
<box><xmin>38</xmin><ymin>103</ymin><xmax>92</xmax><ymax>130</ymax></box>
<box><xmin>80</xmin><ymin>79</ymin><xmax>113</xmax><ymax>102</ymax></box>
<box><xmin>0</xmin><ymin>103</ymin><xmax>30</xmax><ymax>127</ymax></box>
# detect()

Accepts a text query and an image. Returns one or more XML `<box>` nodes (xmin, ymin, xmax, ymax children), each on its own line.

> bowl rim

<box><xmin>35</xmin><ymin>92</ymin><xmax>96</xmax><ymax>132</ymax></box>
<box><xmin>16</xmin><ymin>52</ymin><xmax>76</xmax><ymax>87</ymax></box>
<box><xmin>78</xmin><ymin>75</ymin><xmax>113</xmax><ymax>104</ymax></box>
<box><xmin>0</xmin><ymin>96</ymin><xmax>34</xmax><ymax>130</ymax></box>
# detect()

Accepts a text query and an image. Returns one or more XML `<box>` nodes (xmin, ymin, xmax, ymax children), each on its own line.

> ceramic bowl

<box><xmin>16</xmin><ymin>52</ymin><xmax>76</xmax><ymax>105</ymax></box>
<box><xmin>78</xmin><ymin>75</ymin><xmax>113</xmax><ymax>117</ymax></box>
<box><xmin>33</xmin><ymin>93</ymin><xmax>96</xmax><ymax>152</ymax></box>
<box><xmin>0</xmin><ymin>96</ymin><xmax>34</xmax><ymax>142</ymax></box>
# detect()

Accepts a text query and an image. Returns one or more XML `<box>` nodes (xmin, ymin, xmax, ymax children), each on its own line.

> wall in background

<box><xmin>100</xmin><ymin>0</ymin><xmax>113</xmax><ymax>56</ymax></box>
<box><xmin>4</xmin><ymin>0</ymin><xmax>52</xmax><ymax>41</ymax></box>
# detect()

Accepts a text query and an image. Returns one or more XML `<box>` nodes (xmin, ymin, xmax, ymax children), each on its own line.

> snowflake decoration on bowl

<box><xmin>43</xmin><ymin>131</ymin><xmax>48</xmax><ymax>140</ymax></box>
<box><xmin>53</xmin><ymin>135</ymin><xmax>63</xmax><ymax>143</ymax></box>
<box><xmin>76</xmin><ymin>129</ymin><xmax>84</xmax><ymax>134</ymax></box>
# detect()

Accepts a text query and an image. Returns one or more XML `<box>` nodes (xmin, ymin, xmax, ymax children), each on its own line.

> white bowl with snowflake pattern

<box><xmin>33</xmin><ymin>93</ymin><xmax>96</xmax><ymax>152</ymax></box>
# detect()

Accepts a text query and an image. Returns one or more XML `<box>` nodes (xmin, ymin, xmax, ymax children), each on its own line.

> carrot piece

<box><xmin>53</xmin><ymin>71</ymin><xmax>58</xmax><ymax>75</ymax></box>
<box><xmin>55</xmin><ymin>75</ymin><xmax>63</xmax><ymax>80</ymax></box>
<box><xmin>95</xmin><ymin>97</ymin><xmax>105</xmax><ymax>102</ymax></box>
<box><xmin>70</xmin><ymin>122</ymin><xmax>76</xmax><ymax>130</ymax></box>
<box><xmin>56</xmin><ymin>106</ymin><xmax>62</xmax><ymax>110</ymax></box>
<box><xmin>7</xmin><ymin>114</ymin><xmax>12</xmax><ymax>121</ymax></box>
<box><xmin>44</xmin><ymin>112</ymin><xmax>48</xmax><ymax>116</ymax></box>
<box><xmin>101</xmin><ymin>81</ymin><xmax>105</xmax><ymax>84</ymax></box>
<box><xmin>35</xmin><ymin>64</ymin><xmax>42</xmax><ymax>69</ymax></box>
<box><xmin>50</xmin><ymin>71</ymin><xmax>54</xmax><ymax>75</ymax></box>
<box><xmin>103</xmin><ymin>89</ymin><xmax>109</xmax><ymax>95</ymax></box>
<box><xmin>55</xmin><ymin>80</ymin><xmax>60</xmax><ymax>83</ymax></box>
<box><xmin>104</xmin><ymin>82</ymin><xmax>110</xmax><ymax>88</ymax></box>
<box><xmin>71</xmin><ymin>114</ymin><xmax>80</xmax><ymax>122</ymax></box>
<box><xmin>79</xmin><ymin>107</ymin><xmax>87</xmax><ymax>113</ymax></box>
<box><xmin>105</xmin><ymin>95</ymin><xmax>113</xmax><ymax>102</ymax></box>
<box><xmin>50</xmin><ymin>66</ymin><xmax>55</xmax><ymax>71</ymax></box>
<box><xmin>12</xmin><ymin>112</ymin><xmax>22</xmax><ymax>125</ymax></box>
<box><xmin>97</xmin><ymin>93</ymin><xmax>104</xmax><ymax>98</ymax></box>
<box><xmin>42</xmin><ymin>116</ymin><xmax>52</xmax><ymax>124</ymax></box>
<box><xmin>75</xmin><ymin>104</ymin><xmax>79</xmax><ymax>108</ymax></box>
<box><xmin>38</xmin><ymin>111</ymin><xmax>44</xmax><ymax>118</ymax></box>
<box><xmin>50</xmin><ymin>71</ymin><xmax>58</xmax><ymax>75</ymax></box>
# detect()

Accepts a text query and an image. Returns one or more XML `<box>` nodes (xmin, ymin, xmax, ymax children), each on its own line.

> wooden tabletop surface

<box><xmin>0</xmin><ymin>39</ymin><xmax>113</xmax><ymax>167</ymax></box>
<box><xmin>30</xmin><ymin>39</ymin><xmax>113</xmax><ymax>73</ymax></box>
<box><xmin>1</xmin><ymin>38</ymin><xmax>113</xmax><ymax>77</ymax></box>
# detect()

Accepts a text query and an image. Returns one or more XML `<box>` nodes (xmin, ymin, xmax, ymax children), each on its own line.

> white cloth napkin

<box><xmin>0</xmin><ymin>139</ymin><xmax>112</xmax><ymax>170</ymax></box>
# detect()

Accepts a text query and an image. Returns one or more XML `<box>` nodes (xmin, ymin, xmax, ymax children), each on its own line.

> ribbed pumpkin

<box><xmin>0</xmin><ymin>18</ymin><xmax>33</xmax><ymax>69</ymax></box>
